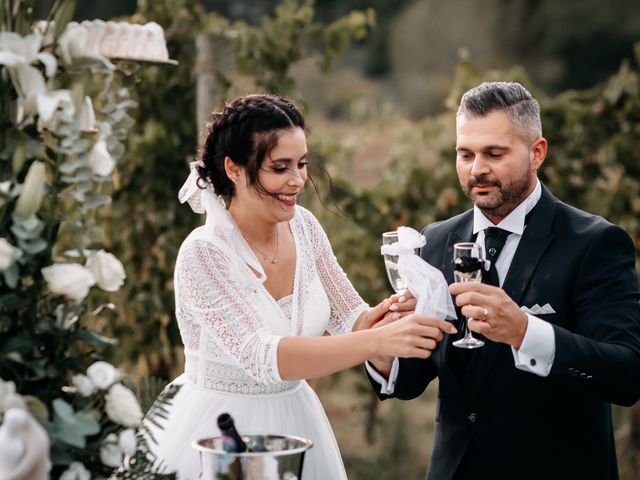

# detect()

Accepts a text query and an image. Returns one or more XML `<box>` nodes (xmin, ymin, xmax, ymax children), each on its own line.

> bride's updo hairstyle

<box><xmin>197</xmin><ymin>94</ymin><xmax>305</xmax><ymax>197</ymax></box>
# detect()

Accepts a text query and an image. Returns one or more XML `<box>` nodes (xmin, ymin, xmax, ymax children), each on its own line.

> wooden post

<box><xmin>195</xmin><ymin>33</ymin><xmax>225</xmax><ymax>137</ymax></box>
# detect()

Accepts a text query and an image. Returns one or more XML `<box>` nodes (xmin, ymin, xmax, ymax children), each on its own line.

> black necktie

<box><xmin>483</xmin><ymin>227</ymin><xmax>511</xmax><ymax>286</ymax></box>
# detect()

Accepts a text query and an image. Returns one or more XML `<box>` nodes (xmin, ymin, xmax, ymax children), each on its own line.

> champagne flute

<box><xmin>381</xmin><ymin>231</ymin><xmax>418</xmax><ymax>293</ymax></box>
<box><xmin>452</xmin><ymin>242</ymin><xmax>485</xmax><ymax>349</ymax></box>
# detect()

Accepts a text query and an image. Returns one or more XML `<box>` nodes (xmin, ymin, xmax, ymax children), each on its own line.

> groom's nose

<box><xmin>470</xmin><ymin>156</ymin><xmax>491</xmax><ymax>177</ymax></box>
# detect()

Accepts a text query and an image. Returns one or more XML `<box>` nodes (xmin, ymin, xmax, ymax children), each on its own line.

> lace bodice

<box><xmin>174</xmin><ymin>206</ymin><xmax>368</xmax><ymax>395</ymax></box>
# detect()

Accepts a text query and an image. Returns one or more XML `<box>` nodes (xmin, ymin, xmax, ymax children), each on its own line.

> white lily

<box><xmin>0</xmin><ymin>32</ymin><xmax>57</xmax><ymax>77</ymax></box>
<box><xmin>35</xmin><ymin>89</ymin><xmax>74</xmax><ymax>131</ymax></box>
<box><xmin>0</xmin><ymin>32</ymin><xmax>72</xmax><ymax>129</ymax></box>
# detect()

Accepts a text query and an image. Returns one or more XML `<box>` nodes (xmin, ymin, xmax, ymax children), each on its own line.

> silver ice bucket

<box><xmin>192</xmin><ymin>434</ymin><xmax>313</xmax><ymax>480</ymax></box>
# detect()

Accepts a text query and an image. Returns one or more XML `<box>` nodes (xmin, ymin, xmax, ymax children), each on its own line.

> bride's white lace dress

<box><xmin>147</xmin><ymin>205</ymin><xmax>367</xmax><ymax>480</ymax></box>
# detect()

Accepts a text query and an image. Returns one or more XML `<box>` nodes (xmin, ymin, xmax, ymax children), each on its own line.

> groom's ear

<box><xmin>530</xmin><ymin>137</ymin><xmax>547</xmax><ymax>170</ymax></box>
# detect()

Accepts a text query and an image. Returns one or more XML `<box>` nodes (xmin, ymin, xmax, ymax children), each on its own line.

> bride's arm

<box><xmin>277</xmin><ymin>312</ymin><xmax>453</xmax><ymax>380</ymax></box>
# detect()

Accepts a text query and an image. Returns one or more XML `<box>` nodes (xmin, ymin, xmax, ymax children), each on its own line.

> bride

<box><xmin>145</xmin><ymin>94</ymin><xmax>455</xmax><ymax>479</ymax></box>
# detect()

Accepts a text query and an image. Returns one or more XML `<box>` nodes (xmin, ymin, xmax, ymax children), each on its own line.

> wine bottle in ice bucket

<box><xmin>217</xmin><ymin>413</ymin><xmax>248</xmax><ymax>453</ymax></box>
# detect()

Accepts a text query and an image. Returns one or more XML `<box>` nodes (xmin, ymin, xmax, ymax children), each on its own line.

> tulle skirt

<box><xmin>146</xmin><ymin>374</ymin><xmax>348</xmax><ymax>480</ymax></box>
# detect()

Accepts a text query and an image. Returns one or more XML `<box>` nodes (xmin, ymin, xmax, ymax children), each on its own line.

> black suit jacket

<box><xmin>370</xmin><ymin>185</ymin><xmax>640</xmax><ymax>480</ymax></box>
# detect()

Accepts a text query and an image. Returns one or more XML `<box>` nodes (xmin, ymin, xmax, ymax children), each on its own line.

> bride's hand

<box><xmin>375</xmin><ymin>314</ymin><xmax>456</xmax><ymax>360</ymax></box>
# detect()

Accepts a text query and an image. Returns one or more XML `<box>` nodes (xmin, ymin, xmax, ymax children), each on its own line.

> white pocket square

<box><xmin>520</xmin><ymin>303</ymin><xmax>556</xmax><ymax>315</ymax></box>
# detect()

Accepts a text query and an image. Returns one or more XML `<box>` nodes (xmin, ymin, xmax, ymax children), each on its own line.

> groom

<box><xmin>367</xmin><ymin>81</ymin><xmax>640</xmax><ymax>479</ymax></box>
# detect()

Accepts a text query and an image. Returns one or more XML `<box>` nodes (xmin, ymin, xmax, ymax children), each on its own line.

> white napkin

<box><xmin>381</xmin><ymin>227</ymin><xmax>457</xmax><ymax>320</ymax></box>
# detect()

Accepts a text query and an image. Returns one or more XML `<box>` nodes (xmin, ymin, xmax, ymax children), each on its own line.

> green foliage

<box><xmin>137</xmin><ymin>376</ymin><xmax>172</xmax><ymax>414</ymax></box>
<box><xmin>48</xmin><ymin>398</ymin><xmax>101</xmax><ymax>449</ymax></box>
<box><xmin>227</xmin><ymin>0</ymin><xmax>375</xmax><ymax>93</ymax></box>
<box><xmin>51</xmin><ymin>0</ymin><xmax>77</xmax><ymax>41</ymax></box>
<box><xmin>541</xmin><ymin>59</ymin><xmax>640</xmax><ymax>244</ymax></box>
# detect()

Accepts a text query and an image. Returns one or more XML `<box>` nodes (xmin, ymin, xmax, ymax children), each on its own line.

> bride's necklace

<box><xmin>242</xmin><ymin>228</ymin><xmax>279</xmax><ymax>265</ymax></box>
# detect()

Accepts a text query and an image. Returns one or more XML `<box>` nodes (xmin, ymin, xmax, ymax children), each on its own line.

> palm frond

<box><xmin>110</xmin><ymin>383</ymin><xmax>182</xmax><ymax>479</ymax></box>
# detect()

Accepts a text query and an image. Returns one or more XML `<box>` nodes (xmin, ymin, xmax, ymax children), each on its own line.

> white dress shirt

<box><xmin>367</xmin><ymin>179</ymin><xmax>556</xmax><ymax>394</ymax></box>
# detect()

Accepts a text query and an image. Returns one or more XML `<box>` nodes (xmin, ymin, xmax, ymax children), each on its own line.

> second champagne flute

<box><xmin>382</xmin><ymin>231</ymin><xmax>406</xmax><ymax>293</ymax></box>
<box><xmin>452</xmin><ymin>242</ymin><xmax>485</xmax><ymax>349</ymax></box>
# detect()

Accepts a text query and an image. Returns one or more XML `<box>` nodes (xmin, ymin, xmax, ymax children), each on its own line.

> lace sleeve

<box><xmin>175</xmin><ymin>238</ymin><xmax>283</xmax><ymax>384</ymax></box>
<box><xmin>299</xmin><ymin>208</ymin><xmax>368</xmax><ymax>335</ymax></box>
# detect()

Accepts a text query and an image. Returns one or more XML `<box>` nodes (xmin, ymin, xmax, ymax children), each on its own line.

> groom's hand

<box><xmin>354</xmin><ymin>290</ymin><xmax>417</xmax><ymax>333</ymax></box>
<box><xmin>449</xmin><ymin>282</ymin><xmax>528</xmax><ymax>349</ymax></box>
<box><xmin>352</xmin><ymin>299</ymin><xmax>393</xmax><ymax>332</ymax></box>
<box><xmin>388</xmin><ymin>290</ymin><xmax>417</xmax><ymax>317</ymax></box>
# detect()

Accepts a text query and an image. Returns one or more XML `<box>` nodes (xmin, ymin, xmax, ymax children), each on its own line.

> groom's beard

<box><xmin>462</xmin><ymin>171</ymin><xmax>533</xmax><ymax>219</ymax></box>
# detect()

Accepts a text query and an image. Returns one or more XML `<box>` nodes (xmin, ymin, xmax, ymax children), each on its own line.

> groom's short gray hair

<box><xmin>457</xmin><ymin>82</ymin><xmax>542</xmax><ymax>144</ymax></box>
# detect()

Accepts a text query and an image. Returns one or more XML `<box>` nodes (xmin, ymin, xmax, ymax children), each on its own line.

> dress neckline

<box><xmin>259</xmin><ymin>212</ymin><xmax>299</xmax><ymax>306</ymax></box>
<box><xmin>276</xmin><ymin>293</ymin><xmax>293</xmax><ymax>305</ymax></box>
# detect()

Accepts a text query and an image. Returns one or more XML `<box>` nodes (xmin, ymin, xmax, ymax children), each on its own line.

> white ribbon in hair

<box><xmin>178</xmin><ymin>161</ymin><xmax>235</xmax><ymax>231</ymax></box>
<box><xmin>381</xmin><ymin>226</ymin><xmax>456</xmax><ymax>320</ymax></box>
<box><xmin>178</xmin><ymin>161</ymin><xmax>266</xmax><ymax>281</ymax></box>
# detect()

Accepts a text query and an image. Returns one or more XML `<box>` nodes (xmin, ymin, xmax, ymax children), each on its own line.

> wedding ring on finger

<box><xmin>482</xmin><ymin>307</ymin><xmax>489</xmax><ymax>321</ymax></box>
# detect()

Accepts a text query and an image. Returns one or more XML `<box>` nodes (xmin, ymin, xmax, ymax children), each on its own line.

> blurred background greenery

<box><xmin>30</xmin><ymin>0</ymin><xmax>640</xmax><ymax>478</ymax></box>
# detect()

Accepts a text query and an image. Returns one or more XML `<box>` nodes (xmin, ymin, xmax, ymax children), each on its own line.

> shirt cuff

<box><xmin>365</xmin><ymin>357</ymin><xmax>400</xmax><ymax>395</ymax></box>
<box><xmin>511</xmin><ymin>314</ymin><xmax>555</xmax><ymax>377</ymax></box>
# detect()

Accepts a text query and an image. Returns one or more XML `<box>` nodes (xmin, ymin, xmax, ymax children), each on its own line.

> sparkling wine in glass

<box><xmin>382</xmin><ymin>231</ymin><xmax>417</xmax><ymax>293</ymax></box>
<box><xmin>452</xmin><ymin>242</ymin><xmax>485</xmax><ymax>349</ymax></box>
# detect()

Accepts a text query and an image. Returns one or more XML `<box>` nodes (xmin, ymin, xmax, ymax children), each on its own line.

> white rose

<box><xmin>15</xmin><ymin>161</ymin><xmax>46</xmax><ymax>217</ymax></box>
<box><xmin>100</xmin><ymin>433</ymin><xmax>123</xmax><ymax>468</ymax></box>
<box><xmin>118</xmin><ymin>428</ymin><xmax>137</xmax><ymax>457</ymax></box>
<box><xmin>41</xmin><ymin>263</ymin><xmax>95</xmax><ymax>302</ymax></box>
<box><xmin>71</xmin><ymin>374</ymin><xmax>95</xmax><ymax>397</ymax></box>
<box><xmin>86</xmin><ymin>361</ymin><xmax>119</xmax><ymax>390</ymax></box>
<box><xmin>105</xmin><ymin>384</ymin><xmax>143</xmax><ymax>428</ymax></box>
<box><xmin>85</xmin><ymin>250</ymin><xmax>126</xmax><ymax>292</ymax></box>
<box><xmin>59</xmin><ymin>461</ymin><xmax>90</xmax><ymax>480</ymax></box>
<box><xmin>0</xmin><ymin>238</ymin><xmax>20</xmax><ymax>272</ymax></box>
<box><xmin>0</xmin><ymin>378</ymin><xmax>17</xmax><ymax>413</ymax></box>
<box><xmin>88</xmin><ymin>139</ymin><xmax>115</xmax><ymax>176</ymax></box>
